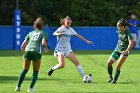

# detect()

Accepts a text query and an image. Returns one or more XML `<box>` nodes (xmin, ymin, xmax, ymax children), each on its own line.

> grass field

<box><xmin>0</xmin><ymin>50</ymin><xmax>140</xmax><ymax>93</ymax></box>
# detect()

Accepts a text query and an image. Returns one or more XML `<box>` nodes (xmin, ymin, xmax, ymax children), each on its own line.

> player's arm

<box><xmin>21</xmin><ymin>40</ymin><xmax>28</xmax><ymax>54</ymax></box>
<box><xmin>126</xmin><ymin>39</ymin><xmax>133</xmax><ymax>51</ymax></box>
<box><xmin>122</xmin><ymin>39</ymin><xmax>133</xmax><ymax>55</ymax></box>
<box><xmin>42</xmin><ymin>38</ymin><xmax>48</xmax><ymax>52</ymax></box>
<box><xmin>53</xmin><ymin>30</ymin><xmax>64</xmax><ymax>36</ymax></box>
<box><xmin>75</xmin><ymin>34</ymin><xmax>93</xmax><ymax>44</ymax></box>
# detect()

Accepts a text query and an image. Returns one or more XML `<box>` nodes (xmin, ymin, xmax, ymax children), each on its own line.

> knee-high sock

<box><xmin>29</xmin><ymin>71</ymin><xmax>39</xmax><ymax>88</ymax></box>
<box><xmin>76</xmin><ymin>65</ymin><xmax>85</xmax><ymax>77</ymax></box>
<box><xmin>52</xmin><ymin>64</ymin><xmax>59</xmax><ymax>70</ymax></box>
<box><xmin>107</xmin><ymin>66</ymin><xmax>113</xmax><ymax>76</ymax></box>
<box><xmin>114</xmin><ymin>70</ymin><xmax>120</xmax><ymax>81</ymax></box>
<box><xmin>17</xmin><ymin>69</ymin><xmax>28</xmax><ymax>87</ymax></box>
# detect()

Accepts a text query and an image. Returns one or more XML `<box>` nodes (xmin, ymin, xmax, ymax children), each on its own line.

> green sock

<box><xmin>114</xmin><ymin>70</ymin><xmax>120</xmax><ymax>81</ymax></box>
<box><xmin>17</xmin><ymin>69</ymin><xmax>28</xmax><ymax>87</ymax></box>
<box><xmin>107</xmin><ymin>66</ymin><xmax>113</xmax><ymax>76</ymax></box>
<box><xmin>29</xmin><ymin>71</ymin><xmax>39</xmax><ymax>88</ymax></box>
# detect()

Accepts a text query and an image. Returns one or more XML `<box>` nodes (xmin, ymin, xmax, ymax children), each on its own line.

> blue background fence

<box><xmin>0</xmin><ymin>26</ymin><xmax>140</xmax><ymax>50</ymax></box>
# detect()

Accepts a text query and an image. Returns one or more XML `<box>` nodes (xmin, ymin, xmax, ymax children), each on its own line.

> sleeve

<box><xmin>127</xmin><ymin>31</ymin><xmax>133</xmax><ymax>40</ymax></box>
<box><xmin>56</xmin><ymin>27</ymin><xmax>63</xmax><ymax>33</ymax></box>
<box><xmin>71</xmin><ymin>28</ymin><xmax>77</xmax><ymax>35</ymax></box>
<box><xmin>25</xmin><ymin>32</ymin><xmax>30</xmax><ymax>41</ymax></box>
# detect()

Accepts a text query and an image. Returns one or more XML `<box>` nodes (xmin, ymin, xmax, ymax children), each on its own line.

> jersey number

<box><xmin>31</xmin><ymin>33</ymin><xmax>40</xmax><ymax>41</ymax></box>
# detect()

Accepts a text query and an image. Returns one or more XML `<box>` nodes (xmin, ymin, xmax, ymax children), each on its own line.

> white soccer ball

<box><xmin>83</xmin><ymin>74</ymin><xmax>92</xmax><ymax>83</ymax></box>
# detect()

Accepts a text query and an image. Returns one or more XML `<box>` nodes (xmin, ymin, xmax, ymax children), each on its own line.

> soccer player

<box><xmin>107</xmin><ymin>18</ymin><xmax>133</xmax><ymax>84</ymax></box>
<box><xmin>15</xmin><ymin>17</ymin><xmax>48</xmax><ymax>92</ymax></box>
<box><xmin>127</xmin><ymin>14</ymin><xmax>140</xmax><ymax>48</ymax></box>
<box><xmin>48</xmin><ymin>16</ymin><xmax>93</xmax><ymax>80</ymax></box>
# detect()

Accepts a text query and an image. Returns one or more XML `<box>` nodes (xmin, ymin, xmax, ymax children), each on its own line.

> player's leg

<box><xmin>67</xmin><ymin>52</ymin><xmax>85</xmax><ymax>77</ymax></box>
<box><xmin>28</xmin><ymin>51</ymin><xmax>41</xmax><ymax>92</ymax></box>
<box><xmin>112</xmin><ymin>54</ymin><xmax>128</xmax><ymax>84</ymax></box>
<box><xmin>107</xmin><ymin>59</ymin><xmax>114</xmax><ymax>82</ymax></box>
<box><xmin>48</xmin><ymin>54</ymin><xmax>65</xmax><ymax>76</ymax></box>
<box><xmin>28</xmin><ymin>60</ymin><xmax>41</xmax><ymax>92</ymax></box>
<box><xmin>107</xmin><ymin>51</ymin><xmax>120</xmax><ymax>82</ymax></box>
<box><xmin>15</xmin><ymin>59</ymin><xmax>31</xmax><ymax>91</ymax></box>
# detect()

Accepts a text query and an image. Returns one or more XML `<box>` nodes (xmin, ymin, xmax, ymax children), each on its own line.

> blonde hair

<box><xmin>60</xmin><ymin>16</ymin><xmax>72</xmax><ymax>25</ymax></box>
<box><xmin>33</xmin><ymin>17</ymin><xmax>44</xmax><ymax>30</ymax></box>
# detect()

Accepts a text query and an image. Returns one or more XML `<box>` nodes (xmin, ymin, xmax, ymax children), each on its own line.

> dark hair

<box><xmin>33</xmin><ymin>17</ymin><xmax>44</xmax><ymax>30</ymax></box>
<box><xmin>118</xmin><ymin>18</ymin><xmax>132</xmax><ymax>27</ymax></box>
<box><xmin>60</xmin><ymin>16</ymin><xmax>72</xmax><ymax>25</ymax></box>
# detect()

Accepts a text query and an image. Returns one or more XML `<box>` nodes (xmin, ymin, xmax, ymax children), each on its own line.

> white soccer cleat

<box><xmin>27</xmin><ymin>88</ymin><xmax>33</xmax><ymax>92</ymax></box>
<box><xmin>15</xmin><ymin>87</ymin><xmax>20</xmax><ymax>91</ymax></box>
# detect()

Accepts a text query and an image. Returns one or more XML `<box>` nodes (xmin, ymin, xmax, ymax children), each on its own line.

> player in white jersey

<box><xmin>54</xmin><ymin>24</ymin><xmax>77</xmax><ymax>57</ymax></box>
<box><xmin>48</xmin><ymin>16</ymin><xmax>93</xmax><ymax>80</ymax></box>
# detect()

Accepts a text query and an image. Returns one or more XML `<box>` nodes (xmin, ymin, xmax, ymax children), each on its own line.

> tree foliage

<box><xmin>1</xmin><ymin>0</ymin><xmax>140</xmax><ymax>26</ymax></box>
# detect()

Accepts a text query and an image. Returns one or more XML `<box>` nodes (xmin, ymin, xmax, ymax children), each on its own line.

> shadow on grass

<box><xmin>0</xmin><ymin>50</ymin><xmax>54</xmax><ymax>57</ymax></box>
<box><xmin>90</xmin><ymin>81</ymin><xmax>139</xmax><ymax>85</ymax></box>
<box><xmin>45</xmin><ymin>91</ymin><xmax>126</xmax><ymax>93</ymax></box>
<box><xmin>47</xmin><ymin>92</ymin><xmax>106</xmax><ymax>93</ymax></box>
<box><xmin>118</xmin><ymin>81</ymin><xmax>139</xmax><ymax>84</ymax></box>
<box><xmin>0</xmin><ymin>75</ymin><xmax>64</xmax><ymax>83</ymax></box>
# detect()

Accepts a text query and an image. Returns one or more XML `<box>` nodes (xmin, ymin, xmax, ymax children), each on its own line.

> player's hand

<box><xmin>57</xmin><ymin>32</ymin><xmax>64</xmax><ymax>35</ymax></box>
<box><xmin>59</xmin><ymin>32</ymin><xmax>64</xmax><ymax>35</ymax></box>
<box><xmin>21</xmin><ymin>48</ymin><xmax>24</xmax><ymax>54</ymax></box>
<box><xmin>44</xmin><ymin>48</ymin><xmax>48</xmax><ymax>52</ymax></box>
<box><xmin>54</xmin><ymin>31</ymin><xmax>64</xmax><ymax>36</ymax></box>
<box><xmin>86</xmin><ymin>40</ymin><xmax>93</xmax><ymax>44</ymax></box>
<box><xmin>122</xmin><ymin>50</ymin><xmax>129</xmax><ymax>55</ymax></box>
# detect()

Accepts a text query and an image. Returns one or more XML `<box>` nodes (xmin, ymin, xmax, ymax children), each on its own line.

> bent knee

<box><xmin>108</xmin><ymin>59</ymin><xmax>114</xmax><ymax>66</ymax></box>
<box><xmin>116</xmin><ymin>64</ymin><xmax>122</xmax><ymax>70</ymax></box>
<box><xmin>59</xmin><ymin>64</ymin><xmax>65</xmax><ymax>68</ymax></box>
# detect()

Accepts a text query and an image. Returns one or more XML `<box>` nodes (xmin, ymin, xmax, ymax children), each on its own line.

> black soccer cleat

<box><xmin>89</xmin><ymin>74</ymin><xmax>92</xmax><ymax>76</ymax></box>
<box><xmin>112</xmin><ymin>80</ymin><xmax>117</xmax><ymax>84</ymax></box>
<box><xmin>108</xmin><ymin>76</ymin><xmax>113</xmax><ymax>82</ymax></box>
<box><xmin>48</xmin><ymin>66</ymin><xmax>54</xmax><ymax>76</ymax></box>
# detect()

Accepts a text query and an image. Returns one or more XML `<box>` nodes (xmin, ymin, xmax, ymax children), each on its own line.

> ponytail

<box><xmin>33</xmin><ymin>17</ymin><xmax>44</xmax><ymax>30</ymax></box>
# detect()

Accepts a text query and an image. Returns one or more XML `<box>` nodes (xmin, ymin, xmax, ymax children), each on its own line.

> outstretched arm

<box><xmin>21</xmin><ymin>40</ymin><xmax>28</xmax><ymax>54</ymax></box>
<box><xmin>53</xmin><ymin>30</ymin><xmax>64</xmax><ymax>36</ymax></box>
<box><xmin>75</xmin><ymin>34</ymin><xmax>93</xmax><ymax>44</ymax></box>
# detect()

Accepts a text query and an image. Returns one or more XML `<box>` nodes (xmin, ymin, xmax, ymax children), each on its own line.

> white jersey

<box><xmin>55</xmin><ymin>25</ymin><xmax>77</xmax><ymax>51</ymax></box>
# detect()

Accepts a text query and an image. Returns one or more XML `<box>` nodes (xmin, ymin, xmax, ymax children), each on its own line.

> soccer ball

<box><xmin>83</xmin><ymin>74</ymin><xmax>92</xmax><ymax>83</ymax></box>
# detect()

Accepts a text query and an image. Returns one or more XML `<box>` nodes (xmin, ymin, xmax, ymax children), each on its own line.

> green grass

<box><xmin>0</xmin><ymin>50</ymin><xmax>140</xmax><ymax>93</ymax></box>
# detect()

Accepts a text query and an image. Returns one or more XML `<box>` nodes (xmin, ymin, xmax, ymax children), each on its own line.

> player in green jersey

<box><xmin>107</xmin><ymin>18</ymin><xmax>133</xmax><ymax>84</ymax></box>
<box><xmin>15</xmin><ymin>17</ymin><xmax>48</xmax><ymax>92</ymax></box>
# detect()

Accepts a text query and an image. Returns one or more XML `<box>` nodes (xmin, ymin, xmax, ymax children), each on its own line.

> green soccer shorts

<box><xmin>24</xmin><ymin>51</ymin><xmax>41</xmax><ymax>61</ymax></box>
<box><xmin>109</xmin><ymin>51</ymin><xmax>129</xmax><ymax>61</ymax></box>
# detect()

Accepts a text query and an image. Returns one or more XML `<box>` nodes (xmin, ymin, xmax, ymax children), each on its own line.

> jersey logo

<box><xmin>64</xmin><ymin>34</ymin><xmax>71</xmax><ymax>37</ymax></box>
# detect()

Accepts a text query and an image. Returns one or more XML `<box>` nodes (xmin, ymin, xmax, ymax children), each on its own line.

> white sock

<box><xmin>52</xmin><ymin>64</ymin><xmax>59</xmax><ymax>70</ymax></box>
<box><xmin>76</xmin><ymin>65</ymin><xmax>85</xmax><ymax>77</ymax></box>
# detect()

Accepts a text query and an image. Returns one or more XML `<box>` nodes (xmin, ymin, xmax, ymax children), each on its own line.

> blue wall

<box><xmin>0</xmin><ymin>26</ymin><xmax>14</xmax><ymax>49</ymax></box>
<box><xmin>0</xmin><ymin>26</ymin><xmax>132</xmax><ymax>50</ymax></box>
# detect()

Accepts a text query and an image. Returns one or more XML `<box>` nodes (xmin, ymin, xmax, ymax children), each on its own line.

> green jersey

<box><xmin>115</xmin><ymin>30</ymin><xmax>133</xmax><ymax>53</ymax></box>
<box><xmin>25</xmin><ymin>30</ymin><xmax>47</xmax><ymax>54</ymax></box>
